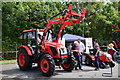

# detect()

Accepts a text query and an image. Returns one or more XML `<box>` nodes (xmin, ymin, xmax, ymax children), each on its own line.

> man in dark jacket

<box><xmin>71</xmin><ymin>41</ymin><xmax>83</xmax><ymax>70</ymax></box>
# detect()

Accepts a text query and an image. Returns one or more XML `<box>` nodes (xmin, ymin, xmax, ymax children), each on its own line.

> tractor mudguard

<box><xmin>18</xmin><ymin>45</ymin><xmax>32</xmax><ymax>56</ymax></box>
<box><xmin>112</xmin><ymin>41</ymin><xmax>119</xmax><ymax>49</ymax></box>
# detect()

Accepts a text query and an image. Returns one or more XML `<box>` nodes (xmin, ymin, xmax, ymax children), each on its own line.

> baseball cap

<box><xmin>74</xmin><ymin>41</ymin><xmax>78</xmax><ymax>44</ymax></box>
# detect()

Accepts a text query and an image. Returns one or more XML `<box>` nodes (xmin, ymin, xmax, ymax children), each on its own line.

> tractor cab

<box><xmin>19</xmin><ymin>29</ymin><xmax>53</xmax><ymax>54</ymax></box>
<box><xmin>20</xmin><ymin>29</ymin><xmax>53</xmax><ymax>43</ymax></box>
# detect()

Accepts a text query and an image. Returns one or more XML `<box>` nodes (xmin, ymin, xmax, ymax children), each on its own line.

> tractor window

<box><xmin>19</xmin><ymin>31</ymin><xmax>36</xmax><ymax>45</ymax></box>
<box><xmin>28</xmin><ymin>32</ymin><xmax>35</xmax><ymax>39</ymax></box>
<box><xmin>45</xmin><ymin>32</ymin><xmax>53</xmax><ymax>42</ymax></box>
<box><xmin>27</xmin><ymin>32</ymin><xmax>36</xmax><ymax>45</ymax></box>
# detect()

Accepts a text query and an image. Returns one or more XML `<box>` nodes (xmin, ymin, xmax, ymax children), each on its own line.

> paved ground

<box><xmin>0</xmin><ymin>62</ymin><xmax>119</xmax><ymax>79</ymax></box>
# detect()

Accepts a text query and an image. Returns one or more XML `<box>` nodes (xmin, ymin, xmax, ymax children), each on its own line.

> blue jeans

<box><xmin>74</xmin><ymin>55</ymin><xmax>82</xmax><ymax>69</ymax></box>
<box><xmin>95</xmin><ymin>56</ymin><xmax>99</xmax><ymax>68</ymax></box>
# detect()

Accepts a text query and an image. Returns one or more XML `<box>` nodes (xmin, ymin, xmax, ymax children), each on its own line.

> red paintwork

<box><xmin>99</xmin><ymin>53</ymin><xmax>108</xmax><ymax>61</ymax></box>
<box><xmin>108</xmin><ymin>49</ymin><xmax>115</xmax><ymax>55</ymax></box>
<box><xmin>22</xmin><ymin>29</ymin><xmax>44</xmax><ymax>33</ymax></box>
<box><xmin>40</xmin><ymin>59</ymin><xmax>49</xmax><ymax>73</ymax></box>
<box><xmin>88</xmin><ymin>55</ymin><xmax>95</xmax><ymax>60</ymax></box>
<box><xmin>42</xmin><ymin>42</ymin><xmax>68</xmax><ymax>58</ymax></box>
<box><xmin>88</xmin><ymin>52</ymin><xmax>112</xmax><ymax>62</ymax></box>
<box><xmin>19</xmin><ymin>4</ymin><xmax>86</xmax><ymax>59</ymax></box>
<box><xmin>62</xmin><ymin>63</ymin><xmax>70</xmax><ymax>68</ymax></box>
<box><xmin>114</xmin><ymin>30</ymin><xmax>120</xmax><ymax>32</ymax></box>
<box><xmin>112</xmin><ymin>41</ymin><xmax>119</xmax><ymax>49</ymax></box>
<box><xmin>39</xmin><ymin>4</ymin><xmax>86</xmax><ymax>59</ymax></box>
<box><xmin>18</xmin><ymin>53</ymin><xmax>25</xmax><ymax>66</ymax></box>
<box><xmin>41</xmin><ymin>4</ymin><xmax>86</xmax><ymax>46</ymax></box>
<box><xmin>18</xmin><ymin>45</ymin><xmax>32</xmax><ymax>56</ymax></box>
<box><xmin>99</xmin><ymin>52</ymin><xmax>112</xmax><ymax>62</ymax></box>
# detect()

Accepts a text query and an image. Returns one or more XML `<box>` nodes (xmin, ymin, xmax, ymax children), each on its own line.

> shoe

<box><xmin>95</xmin><ymin>68</ymin><xmax>99</xmax><ymax>71</ymax></box>
<box><xmin>75</xmin><ymin>68</ymin><xmax>78</xmax><ymax>70</ymax></box>
<box><xmin>79</xmin><ymin>68</ymin><xmax>83</xmax><ymax>70</ymax></box>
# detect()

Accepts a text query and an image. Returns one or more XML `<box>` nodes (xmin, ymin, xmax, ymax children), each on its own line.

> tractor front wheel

<box><xmin>39</xmin><ymin>54</ymin><xmax>55</xmax><ymax>77</ymax></box>
<box><xmin>17</xmin><ymin>48</ymin><xmax>32</xmax><ymax>71</ymax></box>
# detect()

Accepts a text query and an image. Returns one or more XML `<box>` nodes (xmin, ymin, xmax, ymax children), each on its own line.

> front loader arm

<box><xmin>41</xmin><ymin>4</ymin><xmax>86</xmax><ymax>46</ymax></box>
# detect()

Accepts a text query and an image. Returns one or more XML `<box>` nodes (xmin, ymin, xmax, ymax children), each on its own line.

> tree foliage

<box><xmin>2</xmin><ymin>2</ymin><xmax>120</xmax><ymax>51</ymax></box>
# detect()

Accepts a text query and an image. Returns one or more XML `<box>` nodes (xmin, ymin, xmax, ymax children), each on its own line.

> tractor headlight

<box><xmin>59</xmin><ymin>48</ymin><xmax>67</xmax><ymax>55</ymax></box>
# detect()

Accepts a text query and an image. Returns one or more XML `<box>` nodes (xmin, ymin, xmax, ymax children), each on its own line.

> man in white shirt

<box><xmin>77</xmin><ymin>39</ymin><xmax>85</xmax><ymax>65</ymax></box>
<box><xmin>77</xmin><ymin>39</ymin><xmax>85</xmax><ymax>53</ymax></box>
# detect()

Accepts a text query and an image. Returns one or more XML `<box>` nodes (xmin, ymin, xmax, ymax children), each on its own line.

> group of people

<box><xmin>68</xmin><ymin>39</ymin><xmax>100</xmax><ymax>71</ymax></box>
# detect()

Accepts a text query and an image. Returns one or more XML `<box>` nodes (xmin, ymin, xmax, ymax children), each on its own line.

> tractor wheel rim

<box><xmin>62</xmin><ymin>63</ymin><xmax>70</xmax><ymax>68</ymax></box>
<box><xmin>40</xmin><ymin>59</ymin><xmax>49</xmax><ymax>73</ymax></box>
<box><xmin>18</xmin><ymin>53</ymin><xmax>25</xmax><ymax>66</ymax></box>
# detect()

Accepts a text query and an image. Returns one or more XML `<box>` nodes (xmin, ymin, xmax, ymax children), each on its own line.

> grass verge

<box><xmin>0</xmin><ymin>60</ymin><xmax>17</xmax><ymax>63</ymax></box>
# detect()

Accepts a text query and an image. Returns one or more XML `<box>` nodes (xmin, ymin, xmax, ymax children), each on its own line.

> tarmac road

<box><xmin>0</xmin><ymin>61</ymin><xmax>119</xmax><ymax>79</ymax></box>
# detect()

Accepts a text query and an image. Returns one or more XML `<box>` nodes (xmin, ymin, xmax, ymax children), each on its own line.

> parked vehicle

<box><xmin>85</xmin><ymin>46</ymin><xmax>115</xmax><ymax>68</ymax></box>
<box><xmin>17</xmin><ymin>4</ymin><xmax>86</xmax><ymax>77</ymax></box>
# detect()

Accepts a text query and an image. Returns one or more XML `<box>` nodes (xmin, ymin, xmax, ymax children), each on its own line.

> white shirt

<box><xmin>78</xmin><ymin>42</ymin><xmax>85</xmax><ymax>53</ymax></box>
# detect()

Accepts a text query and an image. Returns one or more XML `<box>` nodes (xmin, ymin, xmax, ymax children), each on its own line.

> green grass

<box><xmin>0</xmin><ymin>60</ymin><xmax>17</xmax><ymax>63</ymax></box>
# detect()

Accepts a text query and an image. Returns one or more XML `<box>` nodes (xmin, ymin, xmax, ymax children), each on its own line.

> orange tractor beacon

<box><xmin>17</xmin><ymin>4</ymin><xmax>86</xmax><ymax>76</ymax></box>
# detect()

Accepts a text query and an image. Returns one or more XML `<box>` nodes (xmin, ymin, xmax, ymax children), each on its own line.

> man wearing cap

<box><xmin>71</xmin><ymin>41</ymin><xmax>83</xmax><ymax>70</ymax></box>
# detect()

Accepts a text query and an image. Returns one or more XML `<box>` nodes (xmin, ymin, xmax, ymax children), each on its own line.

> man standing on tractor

<box><xmin>93</xmin><ymin>39</ymin><xmax>100</xmax><ymax>70</ymax></box>
<box><xmin>71</xmin><ymin>41</ymin><xmax>83</xmax><ymax>70</ymax></box>
<box><xmin>77</xmin><ymin>39</ymin><xmax>85</xmax><ymax>64</ymax></box>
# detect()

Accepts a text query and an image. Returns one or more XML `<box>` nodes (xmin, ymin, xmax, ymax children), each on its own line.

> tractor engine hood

<box><xmin>44</xmin><ymin>42</ymin><xmax>67</xmax><ymax>56</ymax></box>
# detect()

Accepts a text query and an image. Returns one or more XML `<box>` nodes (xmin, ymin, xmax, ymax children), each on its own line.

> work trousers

<box><xmin>95</xmin><ymin>56</ymin><xmax>99</xmax><ymax>69</ymax></box>
<box><xmin>74</xmin><ymin>55</ymin><xmax>82</xmax><ymax>69</ymax></box>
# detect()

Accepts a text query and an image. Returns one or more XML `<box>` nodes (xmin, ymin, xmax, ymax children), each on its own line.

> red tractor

<box><xmin>85</xmin><ymin>47</ymin><xmax>115</xmax><ymax>68</ymax></box>
<box><xmin>17</xmin><ymin>4</ymin><xmax>86</xmax><ymax>77</ymax></box>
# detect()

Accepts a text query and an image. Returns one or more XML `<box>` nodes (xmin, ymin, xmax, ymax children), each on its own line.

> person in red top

<box><xmin>71</xmin><ymin>41</ymin><xmax>83</xmax><ymax>70</ymax></box>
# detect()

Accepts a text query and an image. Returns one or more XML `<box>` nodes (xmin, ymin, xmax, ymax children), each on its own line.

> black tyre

<box><xmin>61</xmin><ymin>57</ymin><xmax>75</xmax><ymax>72</ymax></box>
<box><xmin>99</xmin><ymin>62</ymin><xmax>106</xmax><ymax>69</ymax></box>
<box><xmin>17</xmin><ymin>48</ymin><xmax>32</xmax><ymax>71</ymax></box>
<box><xmin>38</xmin><ymin>54</ymin><xmax>55</xmax><ymax>77</ymax></box>
<box><xmin>109</xmin><ymin>61</ymin><xmax>115</xmax><ymax>67</ymax></box>
<box><xmin>85</xmin><ymin>56</ymin><xmax>92</xmax><ymax>66</ymax></box>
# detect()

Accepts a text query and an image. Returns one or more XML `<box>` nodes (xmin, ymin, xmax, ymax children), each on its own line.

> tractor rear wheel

<box><xmin>62</xmin><ymin>57</ymin><xmax>75</xmax><ymax>72</ymax></box>
<box><xmin>99</xmin><ymin>61</ymin><xmax>106</xmax><ymax>69</ymax></box>
<box><xmin>108</xmin><ymin>61</ymin><xmax>115</xmax><ymax>67</ymax></box>
<box><xmin>17</xmin><ymin>48</ymin><xmax>32</xmax><ymax>71</ymax></box>
<box><xmin>39</xmin><ymin>54</ymin><xmax>55</xmax><ymax>77</ymax></box>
